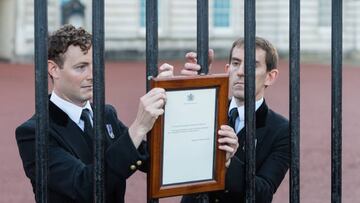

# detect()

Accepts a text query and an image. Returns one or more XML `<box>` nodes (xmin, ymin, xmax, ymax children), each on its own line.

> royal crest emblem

<box><xmin>187</xmin><ymin>93</ymin><xmax>194</xmax><ymax>101</ymax></box>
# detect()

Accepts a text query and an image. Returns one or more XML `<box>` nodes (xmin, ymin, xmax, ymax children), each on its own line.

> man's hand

<box><xmin>157</xmin><ymin>63</ymin><xmax>174</xmax><ymax>78</ymax></box>
<box><xmin>217</xmin><ymin>125</ymin><xmax>239</xmax><ymax>167</ymax></box>
<box><xmin>129</xmin><ymin>88</ymin><xmax>166</xmax><ymax>148</ymax></box>
<box><xmin>182</xmin><ymin>49</ymin><xmax>214</xmax><ymax>76</ymax></box>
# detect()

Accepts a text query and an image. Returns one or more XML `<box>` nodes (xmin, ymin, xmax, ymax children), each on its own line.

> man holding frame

<box><xmin>161</xmin><ymin>37</ymin><xmax>290</xmax><ymax>203</ymax></box>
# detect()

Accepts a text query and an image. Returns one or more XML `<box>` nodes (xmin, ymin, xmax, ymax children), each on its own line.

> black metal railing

<box><xmin>34</xmin><ymin>0</ymin><xmax>48</xmax><ymax>202</ymax></box>
<box><xmin>331</xmin><ymin>0</ymin><xmax>343</xmax><ymax>203</ymax></box>
<box><xmin>197</xmin><ymin>0</ymin><xmax>209</xmax><ymax>75</ymax></box>
<box><xmin>92</xmin><ymin>0</ymin><xmax>106</xmax><ymax>202</ymax></box>
<box><xmin>146</xmin><ymin>0</ymin><xmax>159</xmax><ymax>202</ymax></box>
<box><xmin>244</xmin><ymin>0</ymin><xmax>256</xmax><ymax>202</ymax></box>
<box><xmin>146</xmin><ymin>0</ymin><xmax>159</xmax><ymax>91</ymax></box>
<box><xmin>33</xmin><ymin>0</ymin><xmax>343</xmax><ymax>202</ymax></box>
<box><xmin>289</xmin><ymin>0</ymin><xmax>301</xmax><ymax>202</ymax></box>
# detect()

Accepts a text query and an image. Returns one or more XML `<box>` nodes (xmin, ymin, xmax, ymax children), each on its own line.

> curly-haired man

<box><xmin>15</xmin><ymin>24</ymin><xmax>167</xmax><ymax>203</ymax></box>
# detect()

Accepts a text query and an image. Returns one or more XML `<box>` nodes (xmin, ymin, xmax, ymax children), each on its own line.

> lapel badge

<box><xmin>106</xmin><ymin>124</ymin><xmax>115</xmax><ymax>139</ymax></box>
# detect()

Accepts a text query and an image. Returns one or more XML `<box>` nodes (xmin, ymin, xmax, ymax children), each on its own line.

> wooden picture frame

<box><xmin>148</xmin><ymin>74</ymin><xmax>229</xmax><ymax>198</ymax></box>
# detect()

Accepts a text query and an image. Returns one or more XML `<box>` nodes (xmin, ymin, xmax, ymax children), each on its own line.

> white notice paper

<box><xmin>162</xmin><ymin>88</ymin><xmax>217</xmax><ymax>185</ymax></box>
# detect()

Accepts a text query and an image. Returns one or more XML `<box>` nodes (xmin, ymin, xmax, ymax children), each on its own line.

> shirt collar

<box><xmin>228</xmin><ymin>97</ymin><xmax>264</xmax><ymax>121</ymax></box>
<box><xmin>50</xmin><ymin>91</ymin><xmax>93</xmax><ymax>125</ymax></box>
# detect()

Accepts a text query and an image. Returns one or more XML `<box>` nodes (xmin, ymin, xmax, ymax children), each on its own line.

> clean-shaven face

<box><xmin>53</xmin><ymin>45</ymin><xmax>93</xmax><ymax>107</ymax></box>
<box><xmin>226</xmin><ymin>46</ymin><xmax>270</xmax><ymax>106</ymax></box>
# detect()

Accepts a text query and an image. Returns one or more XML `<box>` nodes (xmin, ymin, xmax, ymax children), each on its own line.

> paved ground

<box><xmin>0</xmin><ymin>60</ymin><xmax>359</xmax><ymax>203</ymax></box>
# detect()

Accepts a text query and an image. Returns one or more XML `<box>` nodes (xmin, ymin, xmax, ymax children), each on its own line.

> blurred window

<box><xmin>61</xmin><ymin>0</ymin><xmax>70</xmax><ymax>4</ymax></box>
<box><xmin>140</xmin><ymin>0</ymin><xmax>146</xmax><ymax>27</ymax></box>
<box><xmin>318</xmin><ymin>0</ymin><xmax>331</xmax><ymax>27</ymax></box>
<box><xmin>213</xmin><ymin>0</ymin><xmax>230</xmax><ymax>28</ymax></box>
<box><xmin>140</xmin><ymin>0</ymin><xmax>161</xmax><ymax>28</ymax></box>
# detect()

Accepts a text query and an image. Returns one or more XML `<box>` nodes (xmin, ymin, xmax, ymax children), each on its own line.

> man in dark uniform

<box><xmin>170</xmin><ymin>37</ymin><xmax>290</xmax><ymax>203</ymax></box>
<box><xmin>16</xmin><ymin>25</ymin><xmax>239</xmax><ymax>203</ymax></box>
<box><xmin>15</xmin><ymin>25</ymin><xmax>167</xmax><ymax>203</ymax></box>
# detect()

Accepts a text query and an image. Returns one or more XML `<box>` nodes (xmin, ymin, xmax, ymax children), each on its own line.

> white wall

<box><xmin>11</xmin><ymin>0</ymin><xmax>360</xmax><ymax>60</ymax></box>
<box><xmin>14</xmin><ymin>0</ymin><xmax>60</xmax><ymax>59</ymax></box>
<box><xmin>0</xmin><ymin>0</ymin><xmax>16</xmax><ymax>59</ymax></box>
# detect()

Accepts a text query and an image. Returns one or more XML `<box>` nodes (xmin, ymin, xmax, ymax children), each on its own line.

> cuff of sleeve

<box><xmin>105</xmin><ymin>130</ymin><xmax>147</xmax><ymax>179</ymax></box>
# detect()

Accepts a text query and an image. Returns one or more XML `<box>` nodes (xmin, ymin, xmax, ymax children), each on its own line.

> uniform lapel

<box><xmin>49</xmin><ymin>100</ymin><xmax>93</xmax><ymax>164</ymax></box>
<box><xmin>232</xmin><ymin>101</ymin><xmax>269</xmax><ymax>153</ymax></box>
<box><xmin>252</xmin><ymin>101</ymin><xmax>268</xmax><ymax>148</ymax></box>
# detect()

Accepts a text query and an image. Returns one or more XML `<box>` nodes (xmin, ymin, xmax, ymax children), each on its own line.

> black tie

<box><xmin>228</xmin><ymin>108</ymin><xmax>239</xmax><ymax>129</ymax></box>
<box><xmin>81</xmin><ymin>109</ymin><xmax>93</xmax><ymax>150</ymax></box>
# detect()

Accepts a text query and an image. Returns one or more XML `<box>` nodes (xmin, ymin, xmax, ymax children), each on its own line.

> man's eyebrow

<box><xmin>231</xmin><ymin>57</ymin><xmax>261</xmax><ymax>64</ymax></box>
<box><xmin>73</xmin><ymin>62</ymin><xmax>89</xmax><ymax>67</ymax></box>
<box><xmin>231</xmin><ymin>57</ymin><xmax>260</xmax><ymax>64</ymax></box>
<box><xmin>231</xmin><ymin>57</ymin><xmax>241</xmax><ymax>61</ymax></box>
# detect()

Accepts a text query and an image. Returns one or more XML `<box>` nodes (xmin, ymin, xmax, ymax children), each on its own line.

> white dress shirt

<box><xmin>50</xmin><ymin>91</ymin><xmax>93</xmax><ymax>131</ymax></box>
<box><xmin>228</xmin><ymin>97</ymin><xmax>264</xmax><ymax>134</ymax></box>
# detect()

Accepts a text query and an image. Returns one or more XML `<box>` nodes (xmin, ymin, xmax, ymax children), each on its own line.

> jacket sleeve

<box><xmin>104</xmin><ymin>105</ymin><xmax>149</xmax><ymax>176</ymax></box>
<box><xmin>16</xmin><ymin>120</ymin><xmax>99</xmax><ymax>202</ymax></box>
<box><xmin>224</xmin><ymin>123</ymin><xmax>289</xmax><ymax>203</ymax></box>
<box><xmin>15</xmin><ymin>105</ymin><xmax>149</xmax><ymax>202</ymax></box>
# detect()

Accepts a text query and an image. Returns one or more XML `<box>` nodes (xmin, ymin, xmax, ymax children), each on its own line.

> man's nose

<box><xmin>236</xmin><ymin>63</ymin><xmax>244</xmax><ymax>76</ymax></box>
<box><xmin>87</xmin><ymin>65</ymin><xmax>93</xmax><ymax>79</ymax></box>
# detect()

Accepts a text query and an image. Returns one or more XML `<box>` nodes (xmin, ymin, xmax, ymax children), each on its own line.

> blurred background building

<box><xmin>1</xmin><ymin>0</ymin><xmax>360</xmax><ymax>62</ymax></box>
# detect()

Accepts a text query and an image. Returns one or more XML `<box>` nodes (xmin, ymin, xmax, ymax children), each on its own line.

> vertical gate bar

<box><xmin>331</xmin><ymin>0</ymin><xmax>342</xmax><ymax>202</ymax></box>
<box><xmin>146</xmin><ymin>0</ymin><xmax>159</xmax><ymax>202</ymax></box>
<box><xmin>197</xmin><ymin>0</ymin><xmax>209</xmax><ymax>74</ymax></box>
<box><xmin>92</xmin><ymin>0</ymin><xmax>106</xmax><ymax>202</ymax></box>
<box><xmin>34</xmin><ymin>0</ymin><xmax>48</xmax><ymax>202</ymax></box>
<box><xmin>289</xmin><ymin>0</ymin><xmax>300</xmax><ymax>202</ymax></box>
<box><xmin>146</xmin><ymin>0</ymin><xmax>159</xmax><ymax>92</ymax></box>
<box><xmin>196</xmin><ymin>1</ymin><xmax>209</xmax><ymax>200</ymax></box>
<box><xmin>244</xmin><ymin>0</ymin><xmax>256</xmax><ymax>202</ymax></box>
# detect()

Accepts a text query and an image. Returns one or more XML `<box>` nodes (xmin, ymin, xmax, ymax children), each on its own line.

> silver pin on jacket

<box><xmin>106</xmin><ymin>124</ymin><xmax>115</xmax><ymax>139</ymax></box>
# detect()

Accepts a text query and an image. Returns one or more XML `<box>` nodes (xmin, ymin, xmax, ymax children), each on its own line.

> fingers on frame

<box><xmin>218</xmin><ymin>145</ymin><xmax>235</xmax><ymax>153</ymax></box>
<box><xmin>181</xmin><ymin>69</ymin><xmax>199</xmax><ymax>76</ymax></box>
<box><xmin>159</xmin><ymin>63</ymin><xmax>174</xmax><ymax>71</ymax></box>
<box><xmin>185</xmin><ymin>52</ymin><xmax>197</xmax><ymax>62</ymax></box>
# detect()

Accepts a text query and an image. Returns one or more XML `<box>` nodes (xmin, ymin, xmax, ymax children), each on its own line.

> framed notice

<box><xmin>148</xmin><ymin>74</ymin><xmax>229</xmax><ymax>198</ymax></box>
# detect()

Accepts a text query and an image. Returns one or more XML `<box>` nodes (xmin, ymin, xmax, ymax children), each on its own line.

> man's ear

<box><xmin>224</xmin><ymin>64</ymin><xmax>230</xmax><ymax>73</ymax></box>
<box><xmin>264</xmin><ymin>68</ymin><xmax>279</xmax><ymax>87</ymax></box>
<box><xmin>48</xmin><ymin>60</ymin><xmax>60</xmax><ymax>80</ymax></box>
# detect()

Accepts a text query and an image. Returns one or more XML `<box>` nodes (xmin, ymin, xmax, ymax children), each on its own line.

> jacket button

<box><xmin>130</xmin><ymin>165</ymin><xmax>136</xmax><ymax>170</ymax></box>
<box><xmin>215</xmin><ymin>198</ymin><xmax>220</xmax><ymax>203</ymax></box>
<box><xmin>136</xmin><ymin>160</ymin><xmax>142</xmax><ymax>166</ymax></box>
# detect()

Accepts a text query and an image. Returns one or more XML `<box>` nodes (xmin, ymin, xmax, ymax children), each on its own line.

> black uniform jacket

<box><xmin>182</xmin><ymin>101</ymin><xmax>290</xmax><ymax>203</ymax></box>
<box><xmin>16</xmin><ymin>100</ymin><xmax>148</xmax><ymax>203</ymax></box>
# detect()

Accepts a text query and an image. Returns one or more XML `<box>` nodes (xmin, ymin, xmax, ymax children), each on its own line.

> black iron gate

<box><xmin>34</xmin><ymin>0</ymin><xmax>342</xmax><ymax>202</ymax></box>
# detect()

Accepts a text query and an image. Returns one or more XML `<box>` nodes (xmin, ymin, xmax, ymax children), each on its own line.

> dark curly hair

<box><xmin>48</xmin><ymin>24</ymin><xmax>92</xmax><ymax>67</ymax></box>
